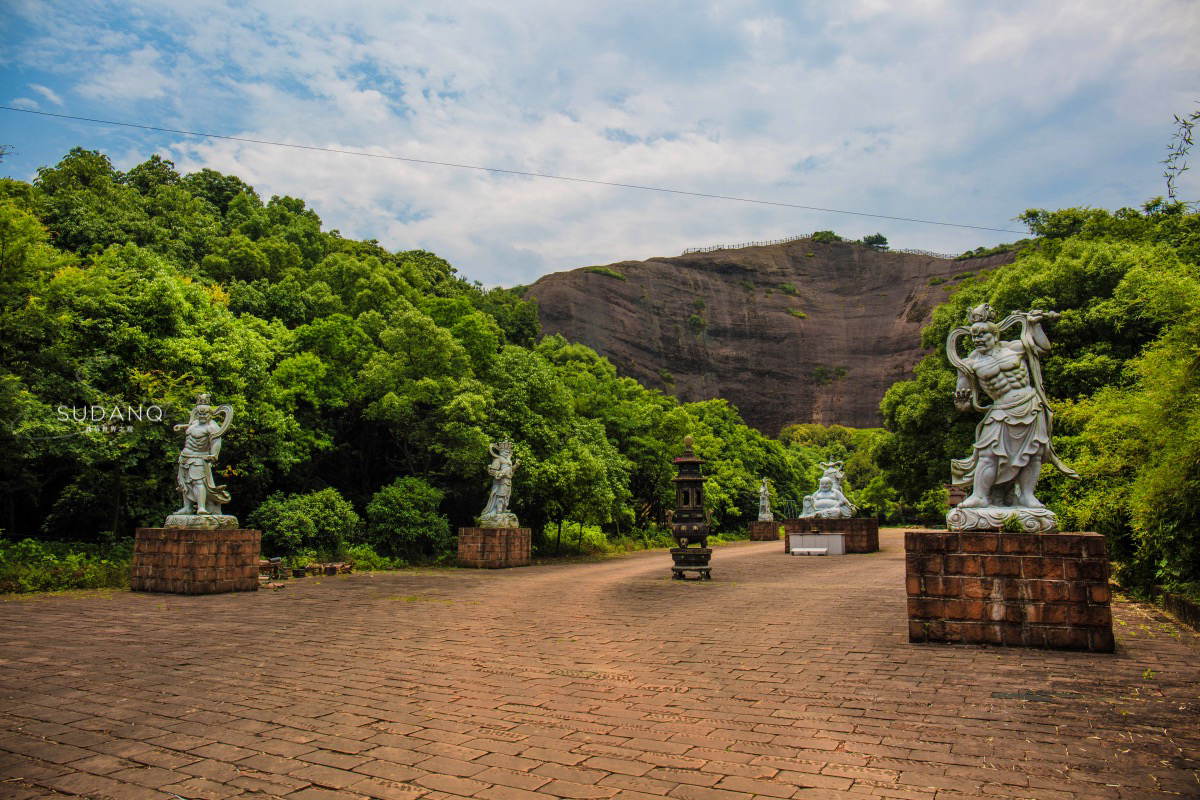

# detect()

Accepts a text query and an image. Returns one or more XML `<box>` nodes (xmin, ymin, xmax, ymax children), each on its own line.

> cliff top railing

<box><xmin>682</xmin><ymin>236</ymin><xmax>961</xmax><ymax>260</ymax></box>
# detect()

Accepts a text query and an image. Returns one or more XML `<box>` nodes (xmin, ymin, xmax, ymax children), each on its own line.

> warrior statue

<box><xmin>167</xmin><ymin>394</ymin><xmax>237</xmax><ymax>528</ymax></box>
<box><xmin>757</xmin><ymin>478</ymin><xmax>773</xmax><ymax>522</ymax></box>
<box><xmin>480</xmin><ymin>441</ymin><xmax>520</xmax><ymax>528</ymax></box>
<box><xmin>946</xmin><ymin>303</ymin><xmax>1078</xmax><ymax>532</ymax></box>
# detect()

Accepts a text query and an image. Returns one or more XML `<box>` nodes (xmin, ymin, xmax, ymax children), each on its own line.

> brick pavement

<box><xmin>0</xmin><ymin>530</ymin><xmax>1197</xmax><ymax>800</ymax></box>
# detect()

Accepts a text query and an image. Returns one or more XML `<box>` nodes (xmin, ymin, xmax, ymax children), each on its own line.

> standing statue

<box><xmin>757</xmin><ymin>478</ymin><xmax>773</xmax><ymax>522</ymax></box>
<box><xmin>946</xmin><ymin>304</ymin><xmax>1078</xmax><ymax>532</ymax></box>
<box><xmin>479</xmin><ymin>441</ymin><xmax>520</xmax><ymax>528</ymax></box>
<box><xmin>818</xmin><ymin>461</ymin><xmax>846</xmax><ymax>493</ymax></box>
<box><xmin>166</xmin><ymin>393</ymin><xmax>237</xmax><ymax>529</ymax></box>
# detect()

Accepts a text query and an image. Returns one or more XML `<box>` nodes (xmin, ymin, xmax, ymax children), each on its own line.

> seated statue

<box><xmin>800</xmin><ymin>476</ymin><xmax>855</xmax><ymax>519</ymax></box>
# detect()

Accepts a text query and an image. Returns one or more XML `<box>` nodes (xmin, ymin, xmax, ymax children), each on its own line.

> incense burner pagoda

<box><xmin>670</xmin><ymin>435</ymin><xmax>711</xmax><ymax>579</ymax></box>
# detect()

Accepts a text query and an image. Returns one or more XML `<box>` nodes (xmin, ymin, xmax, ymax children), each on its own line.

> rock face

<box><xmin>526</xmin><ymin>238</ymin><xmax>1017</xmax><ymax>434</ymax></box>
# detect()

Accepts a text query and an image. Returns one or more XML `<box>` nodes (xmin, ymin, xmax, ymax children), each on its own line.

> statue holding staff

<box><xmin>171</xmin><ymin>393</ymin><xmax>235</xmax><ymax>519</ymax></box>
<box><xmin>946</xmin><ymin>303</ymin><xmax>1078</xmax><ymax>531</ymax></box>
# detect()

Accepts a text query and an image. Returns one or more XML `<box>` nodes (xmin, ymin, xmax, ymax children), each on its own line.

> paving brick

<box><xmin>0</xmin><ymin>534</ymin><xmax>1196</xmax><ymax>800</ymax></box>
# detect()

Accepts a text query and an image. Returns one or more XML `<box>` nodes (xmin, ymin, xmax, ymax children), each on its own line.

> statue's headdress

<box><xmin>966</xmin><ymin>303</ymin><xmax>996</xmax><ymax>325</ymax></box>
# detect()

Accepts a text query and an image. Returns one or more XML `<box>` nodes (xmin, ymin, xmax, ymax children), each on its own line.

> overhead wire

<box><xmin>1</xmin><ymin>105</ymin><xmax>1027</xmax><ymax>234</ymax></box>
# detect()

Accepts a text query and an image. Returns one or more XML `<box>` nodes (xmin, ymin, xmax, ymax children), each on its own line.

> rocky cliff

<box><xmin>526</xmin><ymin>238</ymin><xmax>1017</xmax><ymax>434</ymax></box>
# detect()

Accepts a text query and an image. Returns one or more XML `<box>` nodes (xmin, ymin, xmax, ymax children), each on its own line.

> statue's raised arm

<box><xmin>946</xmin><ymin>304</ymin><xmax>1078</xmax><ymax>534</ymax></box>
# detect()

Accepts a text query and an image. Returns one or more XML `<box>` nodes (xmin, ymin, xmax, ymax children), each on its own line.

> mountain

<box><xmin>525</xmin><ymin>237</ymin><xmax>1018</xmax><ymax>434</ymax></box>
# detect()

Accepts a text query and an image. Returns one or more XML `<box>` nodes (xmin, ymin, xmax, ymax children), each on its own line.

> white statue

<box><xmin>479</xmin><ymin>441</ymin><xmax>520</xmax><ymax>528</ymax></box>
<box><xmin>758</xmin><ymin>478</ymin><xmax>773</xmax><ymax>522</ymax></box>
<box><xmin>800</xmin><ymin>476</ymin><xmax>854</xmax><ymax>519</ymax></box>
<box><xmin>946</xmin><ymin>303</ymin><xmax>1078</xmax><ymax>532</ymax></box>
<box><xmin>166</xmin><ymin>393</ymin><xmax>237</xmax><ymax>529</ymax></box>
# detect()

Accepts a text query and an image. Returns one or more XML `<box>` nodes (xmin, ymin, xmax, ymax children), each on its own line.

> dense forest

<box><xmin>1</xmin><ymin>146</ymin><xmax>1197</xmax><ymax>599</ymax></box>
<box><xmin>0</xmin><ymin>148</ymin><xmax>843</xmax><ymax>564</ymax></box>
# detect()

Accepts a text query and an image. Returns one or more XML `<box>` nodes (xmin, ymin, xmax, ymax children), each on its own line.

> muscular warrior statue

<box><xmin>947</xmin><ymin>304</ymin><xmax>1077</xmax><ymax>509</ymax></box>
<box><xmin>173</xmin><ymin>394</ymin><xmax>234</xmax><ymax>516</ymax></box>
<box><xmin>480</xmin><ymin>441</ymin><xmax>520</xmax><ymax>526</ymax></box>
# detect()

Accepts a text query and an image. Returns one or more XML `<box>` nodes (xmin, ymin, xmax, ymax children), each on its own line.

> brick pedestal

<box><xmin>782</xmin><ymin>517</ymin><xmax>879</xmax><ymax>553</ymax></box>
<box><xmin>458</xmin><ymin>527</ymin><xmax>531</xmax><ymax>568</ymax></box>
<box><xmin>905</xmin><ymin>531</ymin><xmax>1114</xmax><ymax>652</ymax></box>
<box><xmin>746</xmin><ymin>520</ymin><xmax>782</xmax><ymax>541</ymax></box>
<box><xmin>132</xmin><ymin>528</ymin><xmax>261</xmax><ymax>594</ymax></box>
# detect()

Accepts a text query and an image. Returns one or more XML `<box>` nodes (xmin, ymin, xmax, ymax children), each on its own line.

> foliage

<box><xmin>811</xmin><ymin>230</ymin><xmax>842</xmax><ymax>243</ymax></box>
<box><xmin>778</xmin><ymin>283</ymin><xmax>798</xmax><ymax>296</ymax></box>
<box><xmin>249</xmin><ymin>488</ymin><xmax>359</xmax><ymax>558</ymax></box>
<box><xmin>345</xmin><ymin>542</ymin><xmax>405</xmax><ymax>571</ymax></box>
<box><xmin>880</xmin><ymin>200</ymin><xmax>1200</xmax><ymax>591</ymax></box>
<box><xmin>863</xmin><ymin>233</ymin><xmax>889</xmax><ymax>251</ymax></box>
<box><xmin>786</xmin><ymin>308</ymin><xmax>807</xmax><ymax>319</ymax></box>
<box><xmin>583</xmin><ymin>266</ymin><xmax>626</xmax><ymax>281</ymax></box>
<box><xmin>0</xmin><ymin>538</ymin><xmax>132</xmax><ymax>593</ymax></box>
<box><xmin>362</xmin><ymin>476</ymin><xmax>451</xmax><ymax>560</ymax></box>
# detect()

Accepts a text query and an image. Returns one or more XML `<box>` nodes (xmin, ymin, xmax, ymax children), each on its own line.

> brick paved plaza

<box><xmin>1</xmin><ymin>532</ymin><xmax>1197</xmax><ymax>800</ymax></box>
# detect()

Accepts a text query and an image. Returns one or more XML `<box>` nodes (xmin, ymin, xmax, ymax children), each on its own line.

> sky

<box><xmin>1</xmin><ymin>0</ymin><xmax>1198</xmax><ymax>287</ymax></box>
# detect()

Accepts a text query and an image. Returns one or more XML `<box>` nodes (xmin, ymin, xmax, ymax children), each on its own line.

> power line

<box><xmin>1</xmin><ymin>105</ymin><xmax>1028</xmax><ymax>235</ymax></box>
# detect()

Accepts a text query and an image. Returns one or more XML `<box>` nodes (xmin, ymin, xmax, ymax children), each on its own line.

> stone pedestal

<box><xmin>746</xmin><ymin>520</ymin><xmax>781</xmax><ymax>541</ymax></box>
<box><xmin>783</xmin><ymin>518</ymin><xmax>879</xmax><ymax>554</ymax></box>
<box><xmin>132</xmin><ymin>528</ymin><xmax>261</xmax><ymax>594</ymax></box>
<box><xmin>905</xmin><ymin>530</ymin><xmax>1114</xmax><ymax>652</ymax></box>
<box><xmin>458</xmin><ymin>527</ymin><xmax>531</xmax><ymax>568</ymax></box>
<box><xmin>670</xmin><ymin>547</ymin><xmax>712</xmax><ymax>580</ymax></box>
<box><xmin>947</xmin><ymin>506</ymin><xmax>1058</xmax><ymax>533</ymax></box>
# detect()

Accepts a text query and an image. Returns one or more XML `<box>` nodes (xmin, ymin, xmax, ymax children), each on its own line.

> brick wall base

<box><xmin>746</xmin><ymin>521</ymin><xmax>782</xmax><ymax>541</ymax></box>
<box><xmin>458</xmin><ymin>528</ymin><xmax>531</xmax><ymax>568</ymax></box>
<box><xmin>782</xmin><ymin>518</ymin><xmax>879</xmax><ymax>553</ymax></box>
<box><xmin>132</xmin><ymin>528</ymin><xmax>261</xmax><ymax>594</ymax></box>
<box><xmin>905</xmin><ymin>530</ymin><xmax>1114</xmax><ymax>652</ymax></box>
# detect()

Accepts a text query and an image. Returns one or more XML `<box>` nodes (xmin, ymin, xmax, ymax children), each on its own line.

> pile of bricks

<box><xmin>132</xmin><ymin>528</ymin><xmax>261</xmax><ymax>594</ymax></box>
<box><xmin>457</xmin><ymin>527</ymin><xmax>531</xmax><ymax>568</ymax></box>
<box><xmin>906</xmin><ymin>530</ymin><xmax>1114</xmax><ymax>651</ymax></box>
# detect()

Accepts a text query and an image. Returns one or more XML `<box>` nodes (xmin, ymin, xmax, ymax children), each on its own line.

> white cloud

<box><xmin>4</xmin><ymin>0</ymin><xmax>1200</xmax><ymax>285</ymax></box>
<box><xmin>29</xmin><ymin>84</ymin><xmax>64</xmax><ymax>106</ymax></box>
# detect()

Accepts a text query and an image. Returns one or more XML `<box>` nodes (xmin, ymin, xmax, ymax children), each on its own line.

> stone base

<box><xmin>746</xmin><ymin>520</ymin><xmax>782</xmax><ymax>541</ymax></box>
<box><xmin>905</xmin><ymin>530</ymin><xmax>1114</xmax><ymax>652</ymax></box>
<box><xmin>132</xmin><ymin>528</ymin><xmax>261</xmax><ymax>594</ymax></box>
<box><xmin>164</xmin><ymin>514</ymin><xmax>239</xmax><ymax>530</ymax></box>
<box><xmin>947</xmin><ymin>506</ymin><xmax>1057</xmax><ymax>533</ymax></box>
<box><xmin>783</xmin><ymin>517</ymin><xmax>879</xmax><ymax>553</ymax></box>
<box><xmin>458</xmin><ymin>527</ymin><xmax>531</xmax><ymax>568</ymax></box>
<box><xmin>478</xmin><ymin>512</ymin><xmax>520</xmax><ymax>529</ymax></box>
<box><xmin>671</xmin><ymin>547</ymin><xmax>712</xmax><ymax>580</ymax></box>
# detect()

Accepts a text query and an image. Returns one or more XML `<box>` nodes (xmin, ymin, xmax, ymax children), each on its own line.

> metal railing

<box><xmin>682</xmin><ymin>236</ymin><xmax>961</xmax><ymax>259</ymax></box>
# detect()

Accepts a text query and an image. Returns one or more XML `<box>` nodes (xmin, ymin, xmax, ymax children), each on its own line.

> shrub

<box><xmin>812</xmin><ymin>230</ymin><xmax>842</xmax><ymax>243</ymax></box>
<box><xmin>250</xmin><ymin>488</ymin><xmax>359</xmax><ymax>558</ymax></box>
<box><xmin>584</xmin><ymin>266</ymin><xmax>626</xmax><ymax>280</ymax></box>
<box><xmin>928</xmin><ymin>276</ymin><xmax>946</xmax><ymax>285</ymax></box>
<box><xmin>786</xmin><ymin>308</ymin><xmax>807</xmax><ymax>319</ymax></box>
<box><xmin>362</xmin><ymin>477</ymin><xmax>452</xmax><ymax>560</ymax></box>
<box><xmin>0</xmin><ymin>539</ymin><xmax>133</xmax><ymax>593</ymax></box>
<box><xmin>687</xmin><ymin>314</ymin><xmax>707</xmax><ymax>333</ymax></box>
<box><xmin>346</xmin><ymin>543</ymin><xmax>405</xmax><ymax>571</ymax></box>
<box><xmin>779</xmin><ymin>283</ymin><xmax>798</xmax><ymax>296</ymax></box>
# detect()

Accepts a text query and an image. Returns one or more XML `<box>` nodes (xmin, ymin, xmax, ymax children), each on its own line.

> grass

<box><xmin>584</xmin><ymin>266</ymin><xmax>627</xmax><ymax>281</ymax></box>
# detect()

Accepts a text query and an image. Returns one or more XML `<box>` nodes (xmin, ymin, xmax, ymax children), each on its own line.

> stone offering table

<box><xmin>132</xmin><ymin>528</ymin><xmax>261</xmax><ymax>594</ymax></box>
<box><xmin>457</xmin><ymin>527</ymin><xmax>531</xmax><ymax>568</ymax></box>
<box><xmin>905</xmin><ymin>530</ymin><xmax>1114</xmax><ymax>652</ymax></box>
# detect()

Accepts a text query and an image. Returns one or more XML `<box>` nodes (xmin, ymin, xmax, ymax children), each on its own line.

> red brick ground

<box><xmin>1</xmin><ymin>531</ymin><xmax>1197</xmax><ymax>799</ymax></box>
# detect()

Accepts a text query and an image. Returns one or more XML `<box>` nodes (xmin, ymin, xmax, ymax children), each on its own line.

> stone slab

<box><xmin>905</xmin><ymin>529</ymin><xmax>1115</xmax><ymax>652</ymax></box>
<box><xmin>457</xmin><ymin>527</ymin><xmax>531</xmax><ymax>568</ymax></box>
<box><xmin>132</xmin><ymin>528</ymin><xmax>261</xmax><ymax>594</ymax></box>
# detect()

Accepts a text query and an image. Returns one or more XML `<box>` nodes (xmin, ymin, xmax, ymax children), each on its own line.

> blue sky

<box><xmin>1</xmin><ymin>0</ymin><xmax>1197</xmax><ymax>286</ymax></box>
